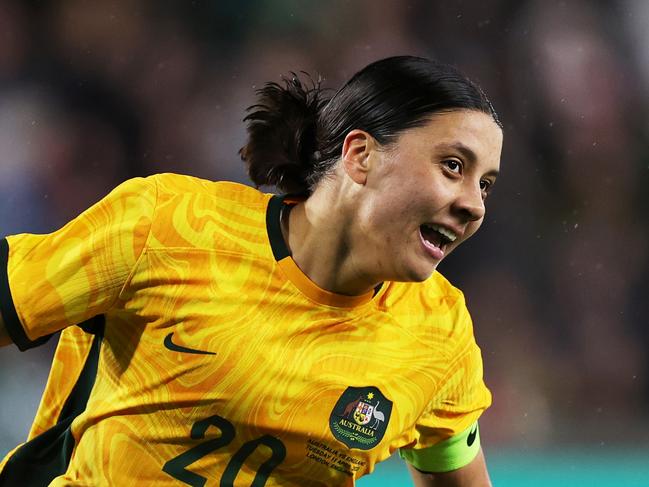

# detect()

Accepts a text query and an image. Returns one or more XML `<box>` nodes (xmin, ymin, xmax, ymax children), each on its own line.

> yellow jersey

<box><xmin>0</xmin><ymin>173</ymin><xmax>491</xmax><ymax>486</ymax></box>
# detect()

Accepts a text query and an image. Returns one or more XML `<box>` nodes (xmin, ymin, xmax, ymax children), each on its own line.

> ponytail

<box><xmin>240</xmin><ymin>74</ymin><xmax>329</xmax><ymax>194</ymax></box>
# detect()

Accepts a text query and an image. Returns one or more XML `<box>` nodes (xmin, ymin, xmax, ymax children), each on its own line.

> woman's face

<box><xmin>354</xmin><ymin>109</ymin><xmax>503</xmax><ymax>283</ymax></box>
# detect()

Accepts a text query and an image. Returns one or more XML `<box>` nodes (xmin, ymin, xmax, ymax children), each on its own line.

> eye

<box><xmin>479</xmin><ymin>179</ymin><xmax>495</xmax><ymax>198</ymax></box>
<box><xmin>443</xmin><ymin>159</ymin><xmax>461</xmax><ymax>173</ymax></box>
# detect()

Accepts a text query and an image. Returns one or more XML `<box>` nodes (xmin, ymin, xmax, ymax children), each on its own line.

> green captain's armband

<box><xmin>399</xmin><ymin>422</ymin><xmax>481</xmax><ymax>473</ymax></box>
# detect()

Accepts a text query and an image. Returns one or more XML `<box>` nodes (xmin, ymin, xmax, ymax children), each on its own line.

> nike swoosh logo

<box><xmin>164</xmin><ymin>332</ymin><xmax>216</xmax><ymax>355</ymax></box>
<box><xmin>467</xmin><ymin>424</ymin><xmax>478</xmax><ymax>447</ymax></box>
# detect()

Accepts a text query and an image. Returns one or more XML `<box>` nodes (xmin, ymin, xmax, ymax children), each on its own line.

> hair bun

<box><xmin>240</xmin><ymin>74</ymin><xmax>328</xmax><ymax>194</ymax></box>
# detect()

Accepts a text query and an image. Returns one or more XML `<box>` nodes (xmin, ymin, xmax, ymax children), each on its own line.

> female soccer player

<box><xmin>0</xmin><ymin>56</ymin><xmax>502</xmax><ymax>486</ymax></box>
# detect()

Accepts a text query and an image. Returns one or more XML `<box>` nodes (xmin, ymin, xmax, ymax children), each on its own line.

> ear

<box><xmin>341</xmin><ymin>129</ymin><xmax>376</xmax><ymax>185</ymax></box>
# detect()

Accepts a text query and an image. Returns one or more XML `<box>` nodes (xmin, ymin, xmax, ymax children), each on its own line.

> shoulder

<box><xmin>424</xmin><ymin>271</ymin><xmax>465</xmax><ymax>303</ymax></box>
<box><xmin>149</xmin><ymin>173</ymin><xmax>271</xmax><ymax>222</ymax></box>
<box><xmin>150</xmin><ymin>173</ymin><xmax>266</xmax><ymax>205</ymax></box>
<box><xmin>384</xmin><ymin>272</ymin><xmax>472</xmax><ymax>345</ymax></box>
<box><xmin>388</xmin><ymin>271</ymin><xmax>466</xmax><ymax>312</ymax></box>
<box><xmin>144</xmin><ymin>174</ymin><xmax>272</xmax><ymax>252</ymax></box>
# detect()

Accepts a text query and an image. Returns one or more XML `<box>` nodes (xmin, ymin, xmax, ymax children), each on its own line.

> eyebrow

<box><xmin>437</xmin><ymin>142</ymin><xmax>500</xmax><ymax>178</ymax></box>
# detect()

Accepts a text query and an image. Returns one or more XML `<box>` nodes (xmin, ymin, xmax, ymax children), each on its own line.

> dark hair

<box><xmin>240</xmin><ymin>56</ymin><xmax>501</xmax><ymax>194</ymax></box>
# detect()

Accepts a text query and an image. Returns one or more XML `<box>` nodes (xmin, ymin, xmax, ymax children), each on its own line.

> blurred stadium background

<box><xmin>0</xmin><ymin>1</ymin><xmax>648</xmax><ymax>485</ymax></box>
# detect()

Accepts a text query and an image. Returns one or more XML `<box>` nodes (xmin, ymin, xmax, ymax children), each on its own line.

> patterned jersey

<box><xmin>0</xmin><ymin>174</ymin><xmax>491</xmax><ymax>486</ymax></box>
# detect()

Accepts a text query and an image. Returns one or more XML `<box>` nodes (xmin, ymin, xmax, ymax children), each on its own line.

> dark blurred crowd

<box><xmin>1</xmin><ymin>0</ymin><xmax>648</xmax><ymax>454</ymax></box>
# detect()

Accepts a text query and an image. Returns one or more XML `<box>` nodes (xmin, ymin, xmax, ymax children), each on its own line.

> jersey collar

<box><xmin>265</xmin><ymin>194</ymin><xmax>382</xmax><ymax>308</ymax></box>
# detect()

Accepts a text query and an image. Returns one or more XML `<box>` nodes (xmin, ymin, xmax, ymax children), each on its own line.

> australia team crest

<box><xmin>329</xmin><ymin>386</ymin><xmax>393</xmax><ymax>450</ymax></box>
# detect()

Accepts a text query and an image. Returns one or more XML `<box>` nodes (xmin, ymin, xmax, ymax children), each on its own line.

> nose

<box><xmin>452</xmin><ymin>182</ymin><xmax>485</xmax><ymax>222</ymax></box>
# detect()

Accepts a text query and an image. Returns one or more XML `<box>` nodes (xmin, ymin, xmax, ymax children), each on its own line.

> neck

<box><xmin>281</xmin><ymin>189</ymin><xmax>379</xmax><ymax>297</ymax></box>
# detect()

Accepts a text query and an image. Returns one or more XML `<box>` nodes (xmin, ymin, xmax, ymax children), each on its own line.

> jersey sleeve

<box><xmin>400</xmin><ymin>293</ymin><xmax>492</xmax><ymax>472</ymax></box>
<box><xmin>0</xmin><ymin>176</ymin><xmax>157</xmax><ymax>350</ymax></box>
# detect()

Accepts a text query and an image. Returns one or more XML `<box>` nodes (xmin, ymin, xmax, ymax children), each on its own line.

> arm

<box><xmin>402</xmin><ymin>289</ymin><xmax>492</xmax><ymax>486</ymax></box>
<box><xmin>0</xmin><ymin>177</ymin><xmax>156</xmax><ymax>351</ymax></box>
<box><xmin>407</xmin><ymin>447</ymin><xmax>492</xmax><ymax>487</ymax></box>
<box><xmin>0</xmin><ymin>311</ymin><xmax>10</xmax><ymax>347</ymax></box>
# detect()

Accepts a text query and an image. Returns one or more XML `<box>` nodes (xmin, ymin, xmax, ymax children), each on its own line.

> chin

<box><xmin>401</xmin><ymin>261</ymin><xmax>438</xmax><ymax>283</ymax></box>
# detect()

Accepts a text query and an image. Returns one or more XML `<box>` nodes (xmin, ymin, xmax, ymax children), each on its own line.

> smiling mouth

<box><xmin>419</xmin><ymin>224</ymin><xmax>456</xmax><ymax>259</ymax></box>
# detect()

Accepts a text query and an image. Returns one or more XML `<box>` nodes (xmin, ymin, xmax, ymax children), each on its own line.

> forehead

<box><xmin>396</xmin><ymin>109</ymin><xmax>503</xmax><ymax>167</ymax></box>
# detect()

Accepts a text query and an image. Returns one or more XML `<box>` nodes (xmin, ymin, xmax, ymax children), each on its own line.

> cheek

<box><xmin>464</xmin><ymin>219</ymin><xmax>484</xmax><ymax>241</ymax></box>
<box><xmin>361</xmin><ymin>201</ymin><xmax>420</xmax><ymax>257</ymax></box>
<box><xmin>368</xmin><ymin>192</ymin><xmax>417</xmax><ymax>225</ymax></box>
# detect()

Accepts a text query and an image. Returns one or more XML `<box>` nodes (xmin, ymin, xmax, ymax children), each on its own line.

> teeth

<box><xmin>427</xmin><ymin>224</ymin><xmax>457</xmax><ymax>242</ymax></box>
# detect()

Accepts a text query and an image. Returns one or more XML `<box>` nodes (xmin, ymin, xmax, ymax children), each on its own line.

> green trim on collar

<box><xmin>266</xmin><ymin>194</ymin><xmax>291</xmax><ymax>261</ymax></box>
